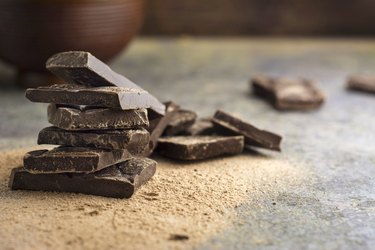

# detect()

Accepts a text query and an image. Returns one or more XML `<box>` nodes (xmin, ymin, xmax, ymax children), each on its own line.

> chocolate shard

<box><xmin>47</xmin><ymin>104</ymin><xmax>149</xmax><ymax>130</ymax></box>
<box><xmin>347</xmin><ymin>75</ymin><xmax>375</xmax><ymax>93</ymax></box>
<box><xmin>38</xmin><ymin>126</ymin><xmax>150</xmax><ymax>152</ymax></box>
<box><xmin>251</xmin><ymin>75</ymin><xmax>325</xmax><ymax>110</ymax></box>
<box><xmin>9</xmin><ymin>158</ymin><xmax>157</xmax><ymax>199</ymax></box>
<box><xmin>26</xmin><ymin>84</ymin><xmax>164</xmax><ymax>112</ymax></box>
<box><xmin>212</xmin><ymin>110</ymin><xmax>282</xmax><ymax>151</ymax></box>
<box><xmin>164</xmin><ymin>110</ymin><xmax>197</xmax><ymax>136</ymax></box>
<box><xmin>185</xmin><ymin>118</ymin><xmax>216</xmax><ymax>136</ymax></box>
<box><xmin>156</xmin><ymin>135</ymin><xmax>244</xmax><ymax>160</ymax></box>
<box><xmin>46</xmin><ymin>51</ymin><xmax>165</xmax><ymax>115</ymax></box>
<box><xmin>24</xmin><ymin>147</ymin><xmax>133</xmax><ymax>173</ymax></box>
<box><xmin>142</xmin><ymin>101</ymin><xmax>180</xmax><ymax>156</ymax></box>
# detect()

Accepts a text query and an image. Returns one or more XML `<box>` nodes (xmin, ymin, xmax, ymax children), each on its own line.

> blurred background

<box><xmin>0</xmin><ymin>0</ymin><xmax>375</xmax><ymax>87</ymax></box>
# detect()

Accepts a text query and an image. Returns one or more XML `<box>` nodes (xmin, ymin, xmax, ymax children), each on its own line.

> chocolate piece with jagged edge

<box><xmin>156</xmin><ymin>135</ymin><xmax>244</xmax><ymax>160</ymax></box>
<box><xmin>212</xmin><ymin>110</ymin><xmax>282</xmax><ymax>151</ymax></box>
<box><xmin>9</xmin><ymin>158</ymin><xmax>157</xmax><ymax>199</ymax></box>
<box><xmin>26</xmin><ymin>84</ymin><xmax>164</xmax><ymax>112</ymax></box>
<box><xmin>24</xmin><ymin>147</ymin><xmax>134</xmax><ymax>173</ymax></box>
<box><xmin>185</xmin><ymin>118</ymin><xmax>216</xmax><ymax>136</ymax></box>
<box><xmin>347</xmin><ymin>75</ymin><xmax>375</xmax><ymax>94</ymax></box>
<box><xmin>47</xmin><ymin>104</ymin><xmax>149</xmax><ymax>130</ymax></box>
<box><xmin>252</xmin><ymin>75</ymin><xmax>325</xmax><ymax>110</ymax></box>
<box><xmin>142</xmin><ymin>101</ymin><xmax>180</xmax><ymax>156</ymax></box>
<box><xmin>163</xmin><ymin>110</ymin><xmax>197</xmax><ymax>136</ymax></box>
<box><xmin>46</xmin><ymin>51</ymin><xmax>165</xmax><ymax>115</ymax></box>
<box><xmin>38</xmin><ymin>126</ymin><xmax>150</xmax><ymax>152</ymax></box>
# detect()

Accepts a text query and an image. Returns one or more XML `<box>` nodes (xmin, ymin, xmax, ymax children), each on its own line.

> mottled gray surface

<box><xmin>1</xmin><ymin>38</ymin><xmax>375</xmax><ymax>249</ymax></box>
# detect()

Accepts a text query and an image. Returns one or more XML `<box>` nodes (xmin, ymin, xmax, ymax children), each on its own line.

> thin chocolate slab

<box><xmin>347</xmin><ymin>75</ymin><xmax>375</xmax><ymax>93</ymax></box>
<box><xmin>24</xmin><ymin>147</ymin><xmax>133</xmax><ymax>173</ymax></box>
<box><xmin>38</xmin><ymin>126</ymin><xmax>150</xmax><ymax>152</ymax></box>
<box><xmin>10</xmin><ymin>158</ymin><xmax>157</xmax><ymax>199</ymax></box>
<box><xmin>156</xmin><ymin>135</ymin><xmax>244</xmax><ymax>160</ymax></box>
<box><xmin>47</xmin><ymin>104</ymin><xmax>149</xmax><ymax>130</ymax></box>
<box><xmin>46</xmin><ymin>51</ymin><xmax>165</xmax><ymax>115</ymax></box>
<box><xmin>212</xmin><ymin>110</ymin><xmax>282</xmax><ymax>151</ymax></box>
<box><xmin>26</xmin><ymin>84</ymin><xmax>164</xmax><ymax>112</ymax></box>
<box><xmin>252</xmin><ymin>75</ymin><xmax>325</xmax><ymax>110</ymax></box>
<box><xmin>185</xmin><ymin>118</ymin><xmax>216</xmax><ymax>136</ymax></box>
<box><xmin>164</xmin><ymin>110</ymin><xmax>197</xmax><ymax>136</ymax></box>
<box><xmin>142</xmin><ymin>101</ymin><xmax>180</xmax><ymax>156</ymax></box>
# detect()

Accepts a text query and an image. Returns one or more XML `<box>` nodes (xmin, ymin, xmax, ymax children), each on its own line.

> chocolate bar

<box><xmin>164</xmin><ymin>110</ymin><xmax>197</xmax><ymax>136</ymax></box>
<box><xmin>347</xmin><ymin>75</ymin><xmax>375</xmax><ymax>93</ymax></box>
<box><xmin>47</xmin><ymin>104</ymin><xmax>149</xmax><ymax>130</ymax></box>
<box><xmin>46</xmin><ymin>51</ymin><xmax>165</xmax><ymax>115</ymax></box>
<box><xmin>143</xmin><ymin>102</ymin><xmax>180</xmax><ymax>156</ymax></box>
<box><xmin>185</xmin><ymin>118</ymin><xmax>216</xmax><ymax>136</ymax></box>
<box><xmin>157</xmin><ymin>135</ymin><xmax>244</xmax><ymax>160</ymax></box>
<box><xmin>26</xmin><ymin>84</ymin><xmax>165</xmax><ymax>113</ymax></box>
<box><xmin>212</xmin><ymin>110</ymin><xmax>282</xmax><ymax>151</ymax></box>
<box><xmin>252</xmin><ymin>75</ymin><xmax>325</xmax><ymax>110</ymax></box>
<box><xmin>24</xmin><ymin>147</ymin><xmax>133</xmax><ymax>173</ymax></box>
<box><xmin>10</xmin><ymin>158</ymin><xmax>157</xmax><ymax>199</ymax></box>
<box><xmin>38</xmin><ymin>126</ymin><xmax>150</xmax><ymax>152</ymax></box>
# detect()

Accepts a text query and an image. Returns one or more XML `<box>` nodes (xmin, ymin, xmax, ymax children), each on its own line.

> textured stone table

<box><xmin>0</xmin><ymin>38</ymin><xmax>374</xmax><ymax>249</ymax></box>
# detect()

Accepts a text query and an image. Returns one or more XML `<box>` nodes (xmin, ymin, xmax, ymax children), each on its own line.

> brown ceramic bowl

<box><xmin>0</xmin><ymin>0</ymin><xmax>144</xmax><ymax>74</ymax></box>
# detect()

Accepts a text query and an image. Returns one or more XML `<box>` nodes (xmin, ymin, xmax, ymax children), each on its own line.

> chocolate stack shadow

<box><xmin>9</xmin><ymin>51</ymin><xmax>167</xmax><ymax>199</ymax></box>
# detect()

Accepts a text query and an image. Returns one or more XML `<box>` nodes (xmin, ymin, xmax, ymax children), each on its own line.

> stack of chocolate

<box><xmin>9</xmin><ymin>51</ymin><xmax>167</xmax><ymax>199</ymax></box>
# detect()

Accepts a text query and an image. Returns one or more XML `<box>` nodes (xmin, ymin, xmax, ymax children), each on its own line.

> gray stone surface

<box><xmin>1</xmin><ymin>38</ymin><xmax>375</xmax><ymax>249</ymax></box>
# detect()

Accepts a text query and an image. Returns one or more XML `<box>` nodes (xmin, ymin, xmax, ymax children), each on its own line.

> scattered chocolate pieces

<box><xmin>164</xmin><ymin>110</ymin><xmax>197</xmax><ymax>136</ymax></box>
<box><xmin>24</xmin><ymin>147</ymin><xmax>133</xmax><ymax>173</ymax></box>
<box><xmin>143</xmin><ymin>102</ymin><xmax>180</xmax><ymax>156</ymax></box>
<box><xmin>347</xmin><ymin>75</ymin><xmax>375</xmax><ymax>93</ymax></box>
<box><xmin>26</xmin><ymin>84</ymin><xmax>164</xmax><ymax>112</ymax></box>
<box><xmin>157</xmin><ymin>135</ymin><xmax>244</xmax><ymax>160</ymax></box>
<box><xmin>10</xmin><ymin>158</ymin><xmax>157</xmax><ymax>199</ymax></box>
<box><xmin>169</xmin><ymin>234</ymin><xmax>189</xmax><ymax>241</ymax></box>
<box><xmin>46</xmin><ymin>51</ymin><xmax>165</xmax><ymax>115</ymax></box>
<box><xmin>212</xmin><ymin>110</ymin><xmax>282</xmax><ymax>151</ymax></box>
<box><xmin>185</xmin><ymin>118</ymin><xmax>216</xmax><ymax>136</ymax></box>
<box><xmin>47</xmin><ymin>104</ymin><xmax>149</xmax><ymax>130</ymax></box>
<box><xmin>252</xmin><ymin>75</ymin><xmax>325</xmax><ymax>110</ymax></box>
<box><xmin>38</xmin><ymin>126</ymin><xmax>150</xmax><ymax>152</ymax></box>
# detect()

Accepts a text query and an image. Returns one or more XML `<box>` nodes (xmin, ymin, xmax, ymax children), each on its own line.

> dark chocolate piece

<box><xmin>38</xmin><ymin>126</ymin><xmax>150</xmax><ymax>152</ymax></box>
<box><xmin>142</xmin><ymin>102</ymin><xmax>180</xmax><ymax>156</ymax></box>
<box><xmin>157</xmin><ymin>135</ymin><xmax>244</xmax><ymax>160</ymax></box>
<box><xmin>185</xmin><ymin>118</ymin><xmax>216</xmax><ymax>136</ymax></box>
<box><xmin>212</xmin><ymin>110</ymin><xmax>282</xmax><ymax>151</ymax></box>
<box><xmin>347</xmin><ymin>75</ymin><xmax>375</xmax><ymax>93</ymax></box>
<box><xmin>164</xmin><ymin>110</ymin><xmax>197</xmax><ymax>136</ymax></box>
<box><xmin>46</xmin><ymin>51</ymin><xmax>165</xmax><ymax>115</ymax></box>
<box><xmin>252</xmin><ymin>75</ymin><xmax>325</xmax><ymax>110</ymax></box>
<box><xmin>24</xmin><ymin>147</ymin><xmax>133</xmax><ymax>173</ymax></box>
<box><xmin>9</xmin><ymin>158</ymin><xmax>157</xmax><ymax>199</ymax></box>
<box><xmin>47</xmin><ymin>104</ymin><xmax>149</xmax><ymax>130</ymax></box>
<box><xmin>26</xmin><ymin>84</ymin><xmax>164</xmax><ymax>113</ymax></box>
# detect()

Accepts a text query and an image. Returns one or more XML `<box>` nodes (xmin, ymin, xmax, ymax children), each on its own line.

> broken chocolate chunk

<box><xmin>24</xmin><ymin>147</ymin><xmax>133</xmax><ymax>173</ymax></box>
<box><xmin>185</xmin><ymin>118</ymin><xmax>216</xmax><ymax>136</ymax></box>
<box><xmin>252</xmin><ymin>75</ymin><xmax>325</xmax><ymax>110</ymax></box>
<box><xmin>46</xmin><ymin>51</ymin><xmax>165</xmax><ymax>115</ymax></box>
<box><xmin>143</xmin><ymin>101</ymin><xmax>180</xmax><ymax>156</ymax></box>
<box><xmin>47</xmin><ymin>104</ymin><xmax>149</xmax><ymax>130</ymax></box>
<box><xmin>26</xmin><ymin>84</ymin><xmax>165</xmax><ymax>113</ymax></box>
<box><xmin>164</xmin><ymin>110</ymin><xmax>197</xmax><ymax>136</ymax></box>
<box><xmin>156</xmin><ymin>135</ymin><xmax>244</xmax><ymax>160</ymax></box>
<box><xmin>347</xmin><ymin>75</ymin><xmax>375</xmax><ymax>93</ymax></box>
<box><xmin>10</xmin><ymin>158</ymin><xmax>157</xmax><ymax>199</ymax></box>
<box><xmin>212</xmin><ymin>110</ymin><xmax>282</xmax><ymax>151</ymax></box>
<box><xmin>38</xmin><ymin>126</ymin><xmax>150</xmax><ymax>152</ymax></box>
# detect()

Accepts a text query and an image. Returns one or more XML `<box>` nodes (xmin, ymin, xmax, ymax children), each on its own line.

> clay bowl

<box><xmin>0</xmin><ymin>0</ymin><xmax>144</xmax><ymax>86</ymax></box>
